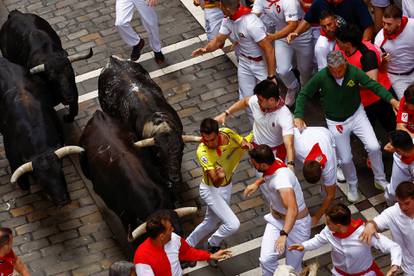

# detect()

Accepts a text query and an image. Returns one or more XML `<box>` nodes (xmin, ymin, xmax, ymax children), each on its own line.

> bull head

<box><xmin>273</xmin><ymin>263</ymin><xmax>319</xmax><ymax>276</ymax></box>
<box><xmin>127</xmin><ymin>207</ymin><xmax>197</xmax><ymax>242</ymax></box>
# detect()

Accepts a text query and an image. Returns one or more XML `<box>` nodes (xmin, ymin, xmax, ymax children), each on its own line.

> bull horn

<box><xmin>10</xmin><ymin>162</ymin><xmax>33</xmax><ymax>183</ymax></box>
<box><xmin>29</xmin><ymin>64</ymin><xmax>45</xmax><ymax>74</ymax></box>
<box><xmin>182</xmin><ymin>135</ymin><xmax>201</xmax><ymax>143</ymax></box>
<box><xmin>67</xmin><ymin>48</ymin><xmax>93</xmax><ymax>63</ymax></box>
<box><xmin>54</xmin><ymin>146</ymin><xmax>85</xmax><ymax>159</ymax></box>
<box><xmin>134</xmin><ymin>138</ymin><xmax>155</xmax><ymax>148</ymax></box>
<box><xmin>128</xmin><ymin>207</ymin><xmax>198</xmax><ymax>242</ymax></box>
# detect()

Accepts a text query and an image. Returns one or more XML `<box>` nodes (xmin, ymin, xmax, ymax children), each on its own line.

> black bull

<box><xmin>0</xmin><ymin>10</ymin><xmax>93</xmax><ymax>123</ymax></box>
<box><xmin>0</xmin><ymin>58</ymin><xmax>82</xmax><ymax>205</ymax></box>
<box><xmin>79</xmin><ymin>111</ymin><xmax>185</xmax><ymax>241</ymax></box>
<box><xmin>98</xmin><ymin>56</ymin><xmax>184</xmax><ymax>196</ymax></box>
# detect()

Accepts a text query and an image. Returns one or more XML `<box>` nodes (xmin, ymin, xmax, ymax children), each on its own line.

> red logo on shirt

<box><xmin>336</xmin><ymin>124</ymin><xmax>343</xmax><ymax>134</ymax></box>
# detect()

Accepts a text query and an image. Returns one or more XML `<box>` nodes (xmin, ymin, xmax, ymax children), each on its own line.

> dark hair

<box><xmin>200</xmin><ymin>118</ymin><xmax>219</xmax><ymax>135</ymax></box>
<box><xmin>404</xmin><ymin>84</ymin><xmax>414</xmax><ymax>104</ymax></box>
<box><xmin>389</xmin><ymin>130</ymin><xmax>414</xmax><ymax>152</ymax></box>
<box><xmin>383</xmin><ymin>4</ymin><xmax>402</xmax><ymax>19</ymax></box>
<box><xmin>326</xmin><ymin>203</ymin><xmax>351</xmax><ymax>226</ymax></box>
<box><xmin>303</xmin><ymin>160</ymin><xmax>322</xmax><ymax>184</ymax></box>
<box><xmin>335</xmin><ymin>24</ymin><xmax>363</xmax><ymax>48</ymax></box>
<box><xmin>220</xmin><ymin>0</ymin><xmax>239</xmax><ymax>10</ymax></box>
<box><xmin>248</xmin><ymin>144</ymin><xmax>275</xmax><ymax>165</ymax></box>
<box><xmin>319</xmin><ymin>10</ymin><xmax>335</xmax><ymax>21</ymax></box>
<box><xmin>146</xmin><ymin>210</ymin><xmax>173</xmax><ymax>239</ymax></box>
<box><xmin>253</xmin><ymin>80</ymin><xmax>280</xmax><ymax>100</ymax></box>
<box><xmin>109</xmin><ymin>261</ymin><xmax>135</xmax><ymax>276</ymax></box>
<box><xmin>0</xmin><ymin>228</ymin><xmax>12</xmax><ymax>248</ymax></box>
<box><xmin>396</xmin><ymin>181</ymin><xmax>414</xmax><ymax>200</ymax></box>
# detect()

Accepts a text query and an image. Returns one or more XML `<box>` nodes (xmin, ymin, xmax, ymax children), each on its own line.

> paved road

<box><xmin>0</xmin><ymin>0</ymin><xmax>398</xmax><ymax>275</ymax></box>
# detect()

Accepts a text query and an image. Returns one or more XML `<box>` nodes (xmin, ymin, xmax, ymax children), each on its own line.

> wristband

<box><xmin>224</xmin><ymin>110</ymin><xmax>230</xmax><ymax>116</ymax></box>
<box><xmin>279</xmin><ymin>230</ymin><xmax>288</xmax><ymax>237</ymax></box>
<box><xmin>287</xmin><ymin>161</ymin><xmax>295</xmax><ymax>167</ymax></box>
<box><xmin>267</xmin><ymin>75</ymin><xmax>276</xmax><ymax>80</ymax></box>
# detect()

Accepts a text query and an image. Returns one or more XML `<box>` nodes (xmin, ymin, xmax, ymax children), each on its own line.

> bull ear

<box><xmin>10</xmin><ymin>162</ymin><xmax>33</xmax><ymax>183</ymax></box>
<box><xmin>133</xmin><ymin>138</ymin><xmax>155</xmax><ymax>148</ymax></box>
<box><xmin>29</xmin><ymin>64</ymin><xmax>45</xmax><ymax>74</ymax></box>
<box><xmin>54</xmin><ymin>146</ymin><xmax>85</xmax><ymax>159</ymax></box>
<box><xmin>67</xmin><ymin>48</ymin><xmax>93</xmax><ymax>63</ymax></box>
<box><xmin>182</xmin><ymin>135</ymin><xmax>201</xmax><ymax>143</ymax></box>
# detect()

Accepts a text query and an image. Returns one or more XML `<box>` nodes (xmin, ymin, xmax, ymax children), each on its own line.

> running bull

<box><xmin>79</xmin><ymin>111</ymin><xmax>198</xmax><ymax>241</ymax></box>
<box><xmin>0</xmin><ymin>58</ymin><xmax>84</xmax><ymax>205</ymax></box>
<box><xmin>98</xmin><ymin>56</ymin><xmax>198</xmax><ymax>195</ymax></box>
<box><xmin>0</xmin><ymin>10</ymin><xmax>93</xmax><ymax>122</ymax></box>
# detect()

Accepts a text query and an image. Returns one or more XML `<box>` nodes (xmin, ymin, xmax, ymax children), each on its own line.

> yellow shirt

<box><xmin>197</xmin><ymin>128</ymin><xmax>253</xmax><ymax>187</ymax></box>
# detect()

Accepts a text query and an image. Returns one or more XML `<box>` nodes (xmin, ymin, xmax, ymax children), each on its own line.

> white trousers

<box><xmin>186</xmin><ymin>182</ymin><xmax>240</xmax><ymax>247</ymax></box>
<box><xmin>204</xmin><ymin>8</ymin><xmax>224</xmax><ymax>41</ymax></box>
<box><xmin>275</xmin><ymin>32</ymin><xmax>314</xmax><ymax>93</ymax></box>
<box><xmin>115</xmin><ymin>0</ymin><xmax>162</xmax><ymax>51</ymax></box>
<box><xmin>259</xmin><ymin>214</ymin><xmax>311</xmax><ymax>276</ymax></box>
<box><xmin>238</xmin><ymin>55</ymin><xmax>268</xmax><ymax>123</ymax></box>
<box><xmin>387</xmin><ymin>153</ymin><xmax>414</xmax><ymax>205</ymax></box>
<box><xmin>326</xmin><ymin>105</ymin><xmax>386</xmax><ymax>187</ymax></box>
<box><xmin>388</xmin><ymin>71</ymin><xmax>414</xmax><ymax>100</ymax></box>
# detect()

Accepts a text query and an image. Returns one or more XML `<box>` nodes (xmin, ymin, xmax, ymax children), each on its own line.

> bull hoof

<box><xmin>63</xmin><ymin>114</ymin><xmax>75</xmax><ymax>123</ymax></box>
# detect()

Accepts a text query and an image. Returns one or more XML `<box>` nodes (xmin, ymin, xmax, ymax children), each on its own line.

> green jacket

<box><xmin>294</xmin><ymin>64</ymin><xmax>393</xmax><ymax>122</ymax></box>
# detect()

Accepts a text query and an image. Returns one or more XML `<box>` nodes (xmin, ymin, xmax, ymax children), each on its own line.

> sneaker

<box><xmin>374</xmin><ymin>180</ymin><xmax>389</xmax><ymax>191</ymax></box>
<box><xmin>347</xmin><ymin>185</ymin><xmax>360</xmax><ymax>202</ymax></box>
<box><xmin>285</xmin><ymin>89</ymin><xmax>296</xmax><ymax>107</ymax></box>
<box><xmin>130</xmin><ymin>39</ymin><xmax>145</xmax><ymax>61</ymax></box>
<box><xmin>337</xmin><ymin>167</ymin><xmax>346</xmax><ymax>183</ymax></box>
<box><xmin>180</xmin><ymin>261</ymin><xmax>197</xmax><ymax>269</ymax></box>
<box><xmin>154</xmin><ymin>51</ymin><xmax>165</xmax><ymax>64</ymax></box>
<box><xmin>207</xmin><ymin>243</ymin><xmax>221</xmax><ymax>267</ymax></box>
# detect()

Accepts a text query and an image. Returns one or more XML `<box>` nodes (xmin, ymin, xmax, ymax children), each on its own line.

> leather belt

<box><xmin>240</xmin><ymin>53</ymin><xmax>263</xmax><ymax>62</ymax></box>
<box><xmin>389</xmin><ymin>67</ymin><xmax>414</xmax><ymax>76</ymax></box>
<box><xmin>271</xmin><ymin>207</ymin><xmax>309</xmax><ymax>220</ymax></box>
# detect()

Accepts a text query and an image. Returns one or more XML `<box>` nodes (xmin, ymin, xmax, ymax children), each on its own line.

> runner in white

<box><xmin>252</xmin><ymin>0</ymin><xmax>314</xmax><ymax>106</ymax></box>
<box><xmin>245</xmin><ymin>145</ymin><xmax>311</xmax><ymax>275</ymax></box>
<box><xmin>191</xmin><ymin>0</ymin><xmax>276</xmax><ymax>122</ymax></box>
<box><xmin>290</xmin><ymin>203</ymin><xmax>402</xmax><ymax>276</ymax></box>
<box><xmin>360</xmin><ymin>181</ymin><xmax>414</xmax><ymax>276</ymax></box>
<box><xmin>293</xmin><ymin>127</ymin><xmax>337</xmax><ymax>226</ymax></box>
<box><xmin>374</xmin><ymin>5</ymin><xmax>414</xmax><ymax>99</ymax></box>
<box><xmin>215</xmin><ymin>80</ymin><xmax>296</xmax><ymax>169</ymax></box>
<box><xmin>193</xmin><ymin>0</ymin><xmax>224</xmax><ymax>41</ymax></box>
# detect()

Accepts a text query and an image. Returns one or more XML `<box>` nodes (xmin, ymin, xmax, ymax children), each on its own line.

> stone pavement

<box><xmin>0</xmin><ymin>0</ymin><xmax>401</xmax><ymax>275</ymax></box>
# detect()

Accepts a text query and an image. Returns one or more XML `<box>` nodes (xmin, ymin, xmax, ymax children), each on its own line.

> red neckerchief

<box><xmin>266</xmin><ymin>0</ymin><xmax>280</xmax><ymax>8</ymax></box>
<box><xmin>333</xmin><ymin>218</ymin><xmax>364</xmax><ymax>239</ymax></box>
<box><xmin>326</xmin><ymin>0</ymin><xmax>344</xmax><ymax>5</ymax></box>
<box><xmin>259</xmin><ymin>97</ymin><xmax>285</xmax><ymax>113</ymax></box>
<box><xmin>201</xmin><ymin>133</ymin><xmax>224</xmax><ymax>156</ymax></box>
<box><xmin>262</xmin><ymin>159</ymin><xmax>287</xmax><ymax>177</ymax></box>
<box><xmin>304</xmin><ymin>143</ymin><xmax>327</xmax><ymax>169</ymax></box>
<box><xmin>320</xmin><ymin>28</ymin><xmax>335</xmax><ymax>41</ymax></box>
<box><xmin>401</xmin><ymin>153</ymin><xmax>414</xmax><ymax>165</ymax></box>
<box><xmin>230</xmin><ymin>5</ymin><xmax>252</xmax><ymax>21</ymax></box>
<box><xmin>381</xmin><ymin>16</ymin><xmax>408</xmax><ymax>47</ymax></box>
<box><xmin>0</xmin><ymin>250</ymin><xmax>16</xmax><ymax>276</ymax></box>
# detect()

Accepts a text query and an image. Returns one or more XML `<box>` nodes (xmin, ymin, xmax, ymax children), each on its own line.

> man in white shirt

<box><xmin>383</xmin><ymin>130</ymin><xmax>414</xmax><ymax>205</ymax></box>
<box><xmin>192</xmin><ymin>0</ymin><xmax>276</xmax><ymax>122</ymax></box>
<box><xmin>215</xmin><ymin>80</ymin><xmax>295</xmax><ymax>169</ymax></box>
<box><xmin>360</xmin><ymin>181</ymin><xmax>414</xmax><ymax>276</ymax></box>
<box><xmin>290</xmin><ymin>203</ymin><xmax>402</xmax><ymax>276</ymax></box>
<box><xmin>252</xmin><ymin>0</ymin><xmax>314</xmax><ymax>106</ymax></box>
<box><xmin>374</xmin><ymin>5</ymin><xmax>414</xmax><ymax>99</ymax></box>
<box><xmin>293</xmin><ymin>127</ymin><xmax>337</xmax><ymax>225</ymax></box>
<box><xmin>244</xmin><ymin>145</ymin><xmax>311</xmax><ymax>275</ymax></box>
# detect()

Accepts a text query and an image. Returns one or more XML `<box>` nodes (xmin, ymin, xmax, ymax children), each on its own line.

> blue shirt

<box><xmin>304</xmin><ymin>0</ymin><xmax>373</xmax><ymax>30</ymax></box>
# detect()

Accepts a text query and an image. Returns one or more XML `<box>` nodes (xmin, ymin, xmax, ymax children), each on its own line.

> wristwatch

<box><xmin>224</xmin><ymin>110</ymin><xmax>230</xmax><ymax>116</ymax></box>
<box><xmin>267</xmin><ymin>75</ymin><xmax>276</xmax><ymax>80</ymax></box>
<box><xmin>280</xmin><ymin>230</ymin><xmax>288</xmax><ymax>237</ymax></box>
<box><xmin>287</xmin><ymin>161</ymin><xmax>295</xmax><ymax>167</ymax></box>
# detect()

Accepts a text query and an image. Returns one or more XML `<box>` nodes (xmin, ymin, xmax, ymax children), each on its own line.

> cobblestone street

<box><xmin>0</xmin><ymin>0</ymin><xmax>401</xmax><ymax>275</ymax></box>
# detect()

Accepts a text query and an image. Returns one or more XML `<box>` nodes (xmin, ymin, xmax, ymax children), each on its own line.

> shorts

<box><xmin>371</xmin><ymin>0</ymin><xmax>390</xmax><ymax>7</ymax></box>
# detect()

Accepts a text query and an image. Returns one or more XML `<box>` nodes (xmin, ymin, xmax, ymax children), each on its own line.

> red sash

<box><xmin>263</xmin><ymin>159</ymin><xmax>287</xmax><ymax>177</ymax></box>
<box><xmin>252</xmin><ymin>143</ymin><xmax>287</xmax><ymax>161</ymax></box>
<box><xmin>304</xmin><ymin>143</ymin><xmax>327</xmax><ymax>169</ymax></box>
<box><xmin>230</xmin><ymin>5</ymin><xmax>252</xmax><ymax>21</ymax></box>
<box><xmin>380</xmin><ymin>16</ymin><xmax>408</xmax><ymax>47</ymax></box>
<box><xmin>335</xmin><ymin>261</ymin><xmax>384</xmax><ymax>276</ymax></box>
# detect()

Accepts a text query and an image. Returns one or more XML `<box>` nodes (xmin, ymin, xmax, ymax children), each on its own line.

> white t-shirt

<box><xmin>261</xmin><ymin>166</ymin><xmax>306</xmax><ymax>214</ymax></box>
<box><xmin>252</xmin><ymin>0</ymin><xmax>302</xmax><ymax>32</ymax></box>
<box><xmin>249</xmin><ymin>95</ymin><xmax>294</xmax><ymax>147</ymax></box>
<box><xmin>315</xmin><ymin>35</ymin><xmax>335</xmax><ymax>71</ymax></box>
<box><xmin>219</xmin><ymin>13</ymin><xmax>267</xmax><ymax>58</ymax></box>
<box><xmin>374</xmin><ymin>18</ymin><xmax>414</xmax><ymax>73</ymax></box>
<box><xmin>294</xmin><ymin>127</ymin><xmax>336</xmax><ymax>186</ymax></box>
<box><xmin>374</xmin><ymin>203</ymin><xmax>414</xmax><ymax>274</ymax></box>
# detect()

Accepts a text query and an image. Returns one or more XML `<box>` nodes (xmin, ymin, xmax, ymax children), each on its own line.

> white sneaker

<box><xmin>347</xmin><ymin>185</ymin><xmax>360</xmax><ymax>202</ymax></box>
<box><xmin>337</xmin><ymin>167</ymin><xmax>346</xmax><ymax>183</ymax></box>
<box><xmin>285</xmin><ymin>89</ymin><xmax>296</xmax><ymax>107</ymax></box>
<box><xmin>374</xmin><ymin>179</ymin><xmax>389</xmax><ymax>191</ymax></box>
